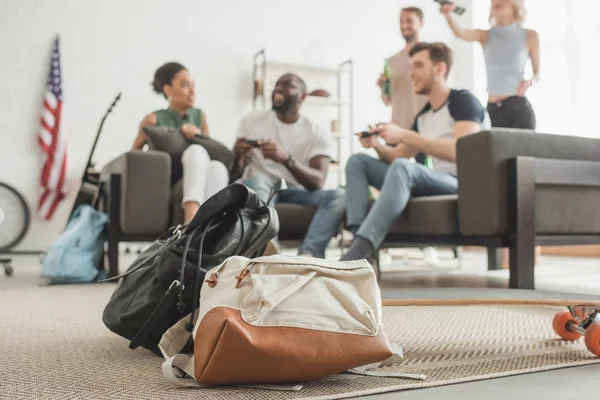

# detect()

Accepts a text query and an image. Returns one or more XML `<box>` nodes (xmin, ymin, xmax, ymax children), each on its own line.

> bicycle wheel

<box><xmin>0</xmin><ymin>183</ymin><xmax>30</xmax><ymax>251</ymax></box>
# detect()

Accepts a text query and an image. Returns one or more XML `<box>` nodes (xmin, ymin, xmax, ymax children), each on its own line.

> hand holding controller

<box><xmin>355</xmin><ymin>131</ymin><xmax>378</xmax><ymax>139</ymax></box>
<box><xmin>243</xmin><ymin>139</ymin><xmax>262</xmax><ymax>147</ymax></box>
<box><xmin>435</xmin><ymin>0</ymin><xmax>466</xmax><ymax>16</ymax></box>
<box><xmin>356</xmin><ymin>130</ymin><xmax>380</xmax><ymax>149</ymax></box>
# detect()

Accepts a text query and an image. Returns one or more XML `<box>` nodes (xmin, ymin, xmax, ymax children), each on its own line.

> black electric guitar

<box><xmin>69</xmin><ymin>92</ymin><xmax>122</xmax><ymax>215</ymax></box>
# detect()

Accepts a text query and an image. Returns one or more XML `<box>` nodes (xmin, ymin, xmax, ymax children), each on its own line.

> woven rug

<box><xmin>1</xmin><ymin>285</ymin><xmax>599</xmax><ymax>400</ymax></box>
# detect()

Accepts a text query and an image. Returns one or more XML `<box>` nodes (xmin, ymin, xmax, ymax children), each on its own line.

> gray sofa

<box><xmin>99</xmin><ymin>153</ymin><xmax>314</xmax><ymax>277</ymax></box>
<box><xmin>101</xmin><ymin>129</ymin><xmax>600</xmax><ymax>289</ymax></box>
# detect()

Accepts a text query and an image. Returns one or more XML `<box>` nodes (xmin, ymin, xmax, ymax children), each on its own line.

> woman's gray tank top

<box><xmin>484</xmin><ymin>23</ymin><xmax>528</xmax><ymax>96</ymax></box>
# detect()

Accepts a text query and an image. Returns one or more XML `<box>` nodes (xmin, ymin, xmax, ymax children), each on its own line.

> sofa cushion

<box><xmin>536</xmin><ymin>187</ymin><xmax>600</xmax><ymax>234</ymax></box>
<box><xmin>143</xmin><ymin>126</ymin><xmax>188</xmax><ymax>159</ymax></box>
<box><xmin>143</xmin><ymin>126</ymin><xmax>234</xmax><ymax>171</ymax></box>
<box><xmin>388</xmin><ymin>195</ymin><xmax>459</xmax><ymax>236</ymax></box>
<box><xmin>273</xmin><ymin>203</ymin><xmax>316</xmax><ymax>241</ymax></box>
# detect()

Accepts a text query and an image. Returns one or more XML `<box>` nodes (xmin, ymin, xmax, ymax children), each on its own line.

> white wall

<box><xmin>0</xmin><ymin>0</ymin><xmax>473</xmax><ymax>251</ymax></box>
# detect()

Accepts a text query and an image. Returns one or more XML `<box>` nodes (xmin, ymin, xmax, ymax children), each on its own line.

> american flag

<box><xmin>38</xmin><ymin>37</ymin><xmax>68</xmax><ymax>220</ymax></box>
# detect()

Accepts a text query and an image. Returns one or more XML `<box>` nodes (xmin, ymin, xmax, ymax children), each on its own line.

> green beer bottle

<box><xmin>425</xmin><ymin>156</ymin><xmax>433</xmax><ymax>169</ymax></box>
<box><xmin>383</xmin><ymin>58</ymin><xmax>392</xmax><ymax>96</ymax></box>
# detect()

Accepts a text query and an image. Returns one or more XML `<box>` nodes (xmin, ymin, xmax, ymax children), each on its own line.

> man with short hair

<box><xmin>342</xmin><ymin>42</ymin><xmax>489</xmax><ymax>263</ymax></box>
<box><xmin>233</xmin><ymin>73</ymin><xmax>345</xmax><ymax>259</ymax></box>
<box><xmin>378</xmin><ymin>7</ymin><xmax>428</xmax><ymax>130</ymax></box>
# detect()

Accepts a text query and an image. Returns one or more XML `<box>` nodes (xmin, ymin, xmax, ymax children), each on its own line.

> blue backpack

<box><xmin>41</xmin><ymin>204</ymin><xmax>108</xmax><ymax>283</ymax></box>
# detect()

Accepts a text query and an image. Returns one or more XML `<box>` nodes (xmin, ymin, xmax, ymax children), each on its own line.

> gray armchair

<box><xmin>376</xmin><ymin>129</ymin><xmax>600</xmax><ymax>289</ymax></box>
<box><xmin>100</xmin><ymin>151</ymin><xmax>315</xmax><ymax>277</ymax></box>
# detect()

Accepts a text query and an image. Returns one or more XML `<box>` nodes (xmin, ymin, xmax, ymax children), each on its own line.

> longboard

<box><xmin>381</xmin><ymin>288</ymin><xmax>600</xmax><ymax>357</ymax></box>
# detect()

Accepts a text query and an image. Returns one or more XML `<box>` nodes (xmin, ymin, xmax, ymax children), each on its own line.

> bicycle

<box><xmin>0</xmin><ymin>182</ymin><xmax>31</xmax><ymax>276</ymax></box>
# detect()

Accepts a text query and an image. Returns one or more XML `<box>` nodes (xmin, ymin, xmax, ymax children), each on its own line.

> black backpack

<box><xmin>101</xmin><ymin>181</ymin><xmax>283</xmax><ymax>355</ymax></box>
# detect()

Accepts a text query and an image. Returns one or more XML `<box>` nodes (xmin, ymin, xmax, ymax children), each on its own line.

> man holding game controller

<box><xmin>378</xmin><ymin>6</ymin><xmax>444</xmax><ymax>266</ymax></box>
<box><xmin>232</xmin><ymin>73</ymin><xmax>345</xmax><ymax>259</ymax></box>
<box><xmin>341</xmin><ymin>42</ymin><xmax>489</xmax><ymax>263</ymax></box>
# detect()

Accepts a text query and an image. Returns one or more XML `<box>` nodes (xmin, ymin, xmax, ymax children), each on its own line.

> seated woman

<box><xmin>132</xmin><ymin>62</ymin><xmax>229</xmax><ymax>224</ymax></box>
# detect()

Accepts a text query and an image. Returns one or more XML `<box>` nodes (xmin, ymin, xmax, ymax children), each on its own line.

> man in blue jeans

<box><xmin>341</xmin><ymin>42</ymin><xmax>489</xmax><ymax>263</ymax></box>
<box><xmin>232</xmin><ymin>73</ymin><xmax>345</xmax><ymax>258</ymax></box>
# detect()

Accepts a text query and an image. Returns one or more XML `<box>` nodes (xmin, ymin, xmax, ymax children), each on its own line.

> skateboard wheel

<box><xmin>552</xmin><ymin>311</ymin><xmax>581</xmax><ymax>341</ymax></box>
<box><xmin>584</xmin><ymin>324</ymin><xmax>600</xmax><ymax>357</ymax></box>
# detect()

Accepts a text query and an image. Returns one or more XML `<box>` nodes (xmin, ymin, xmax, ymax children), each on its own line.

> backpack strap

<box><xmin>162</xmin><ymin>354</ymin><xmax>199</xmax><ymax>387</ymax></box>
<box><xmin>347</xmin><ymin>344</ymin><xmax>427</xmax><ymax>381</ymax></box>
<box><xmin>129</xmin><ymin>280</ymin><xmax>182</xmax><ymax>350</ymax></box>
<box><xmin>158</xmin><ymin>310</ymin><xmax>197</xmax><ymax>359</ymax></box>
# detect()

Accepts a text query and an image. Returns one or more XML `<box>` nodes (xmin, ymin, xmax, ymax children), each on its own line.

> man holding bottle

<box><xmin>377</xmin><ymin>7</ymin><xmax>428</xmax><ymax>130</ymax></box>
<box><xmin>374</xmin><ymin>7</ymin><xmax>440</xmax><ymax>266</ymax></box>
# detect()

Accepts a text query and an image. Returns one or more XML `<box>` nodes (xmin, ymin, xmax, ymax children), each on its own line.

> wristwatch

<box><xmin>284</xmin><ymin>155</ymin><xmax>296</xmax><ymax>170</ymax></box>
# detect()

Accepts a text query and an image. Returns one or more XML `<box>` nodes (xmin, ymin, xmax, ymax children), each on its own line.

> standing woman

<box><xmin>132</xmin><ymin>62</ymin><xmax>229</xmax><ymax>223</ymax></box>
<box><xmin>441</xmin><ymin>0</ymin><xmax>539</xmax><ymax>129</ymax></box>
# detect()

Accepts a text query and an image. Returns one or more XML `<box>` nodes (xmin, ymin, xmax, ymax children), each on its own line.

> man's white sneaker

<box><xmin>423</xmin><ymin>247</ymin><xmax>441</xmax><ymax>267</ymax></box>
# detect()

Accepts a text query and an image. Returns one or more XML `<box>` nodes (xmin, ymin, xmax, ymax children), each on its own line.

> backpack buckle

<box><xmin>169</xmin><ymin>280</ymin><xmax>183</xmax><ymax>292</ymax></box>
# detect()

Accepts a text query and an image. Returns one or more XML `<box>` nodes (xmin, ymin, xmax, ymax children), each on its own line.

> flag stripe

<box><xmin>41</xmin><ymin>148</ymin><xmax>54</xmax><ymax>187</ymax></box>
<box><xmin>38</xmin><ymin>189</ymin><xmax>50</xmax><ymax>211</ymax></box>
<box><xmin>48</xmin><ymin>103</ymin><xmax>64</xmax><ymax>191</ymax></box>
<box><xmin>38</xmin><ymin>137</ymin><xmax>50</xmax><ymax>153</ymax></box>
<box><xmin>45</xmin><ymin>91</ymin><xmax>58</xmax><ymax>109</ymax></box>
<box><xmin>39</xmin><ymin>128</ymin><xmax>52</xmax><ymax>147</ymax></box>
<box><xmin>41</xmin><ymin>118</ymin><xmax>53</xmax><ymax>134</ymax></box>
<box><xmin>45</xmin><ymin>192</ymin><xmax>64</xmax><ymax>220</ymax></box>
<box><xmin>53</xmin><ymin>146</ymin><xmax>68</xmax><ymax>196</ymax></box>
<box><xmin>39</xmin><ymin>190</ymin><xmax>54</xmax><ymax>220</ymax></box>
<box><xmin>42</xmin><ymin>108</ymin><xmax>56</xmax><ymax>128</ymax></box>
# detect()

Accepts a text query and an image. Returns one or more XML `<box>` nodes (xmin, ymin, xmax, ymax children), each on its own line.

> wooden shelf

<box><xmin>331</xmin><ymin>132</ymin><xmax>351</xmax><ymax>139</ymax></box>
<box><xmin>254</xmin><ymin>94</ymin><xmax>347</xmax><ymax>107</ymax></box>
<box><xmin>305</xmin><ymin>96</ymin><xmax>348</xmax><ymax>107</ymax></box>
<box><xmin>259</xmin><ymin>61</ymin><xmax>340</xmax><ymax>75</ymax></box>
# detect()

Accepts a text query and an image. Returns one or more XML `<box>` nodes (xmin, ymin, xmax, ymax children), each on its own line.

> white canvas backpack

<box><xmin>159</xmin><ymin>255</ymin><xmax>424</xmax><ymax>389</ymax></box>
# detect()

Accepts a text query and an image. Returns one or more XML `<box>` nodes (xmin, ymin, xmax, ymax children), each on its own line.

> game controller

<box><xmin>356</xmin><ymin>131</ymin><xmax>378</xmax><ymax>139</ymax></box>
<box><xmin>243</xmin><ymin>139</ymin><xmax>261</xmax><ymax>147</ymax></box>
<box><xmin>434</xmin><ymin>0</ymin><xmax>466</xmax><ymax>16</ymax></box>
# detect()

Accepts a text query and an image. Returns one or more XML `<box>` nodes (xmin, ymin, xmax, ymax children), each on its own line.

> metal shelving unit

<box><xmin>252</xmin><ymin>49</ymin><xmax>354</xmax><ymax>186</ymax></box>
